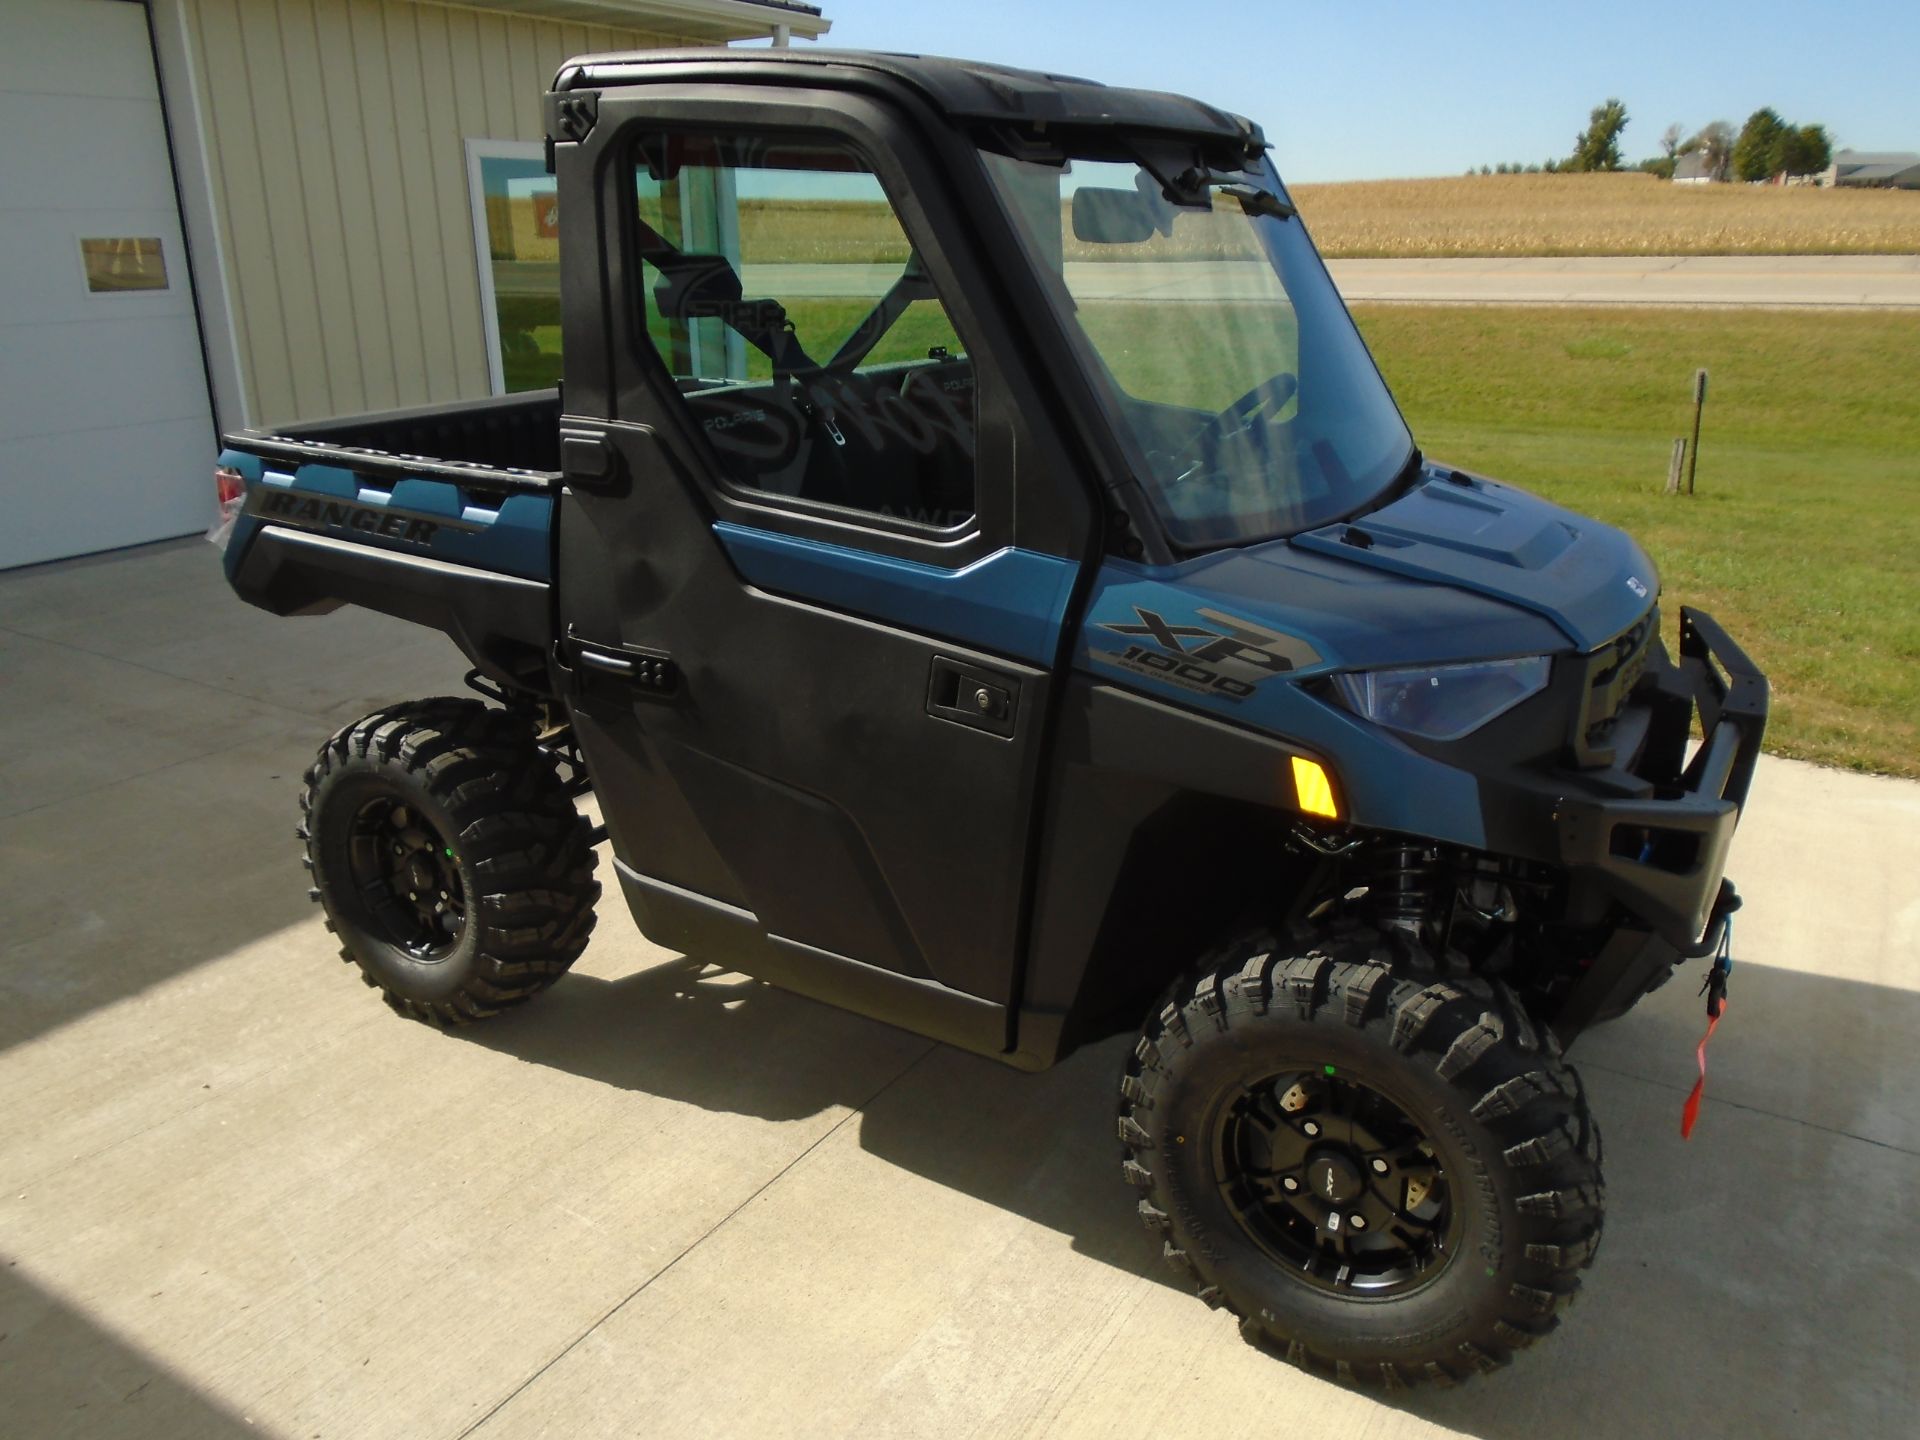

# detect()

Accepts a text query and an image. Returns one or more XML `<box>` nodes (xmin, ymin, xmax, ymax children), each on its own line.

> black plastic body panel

<box><xmin>233</xmin><ymin>527</ymin><xmax>551</xmax><ymax>690</ymax></box>
<box><xmin>618</xmin><ymin>862</ymin><xmax>1007</xmax><ymax>1057</ymax></box>
<box><xmin>1015</xmin><ymin>678</ymin><xmax>1325</xmax><ymax>1058</ymax></box>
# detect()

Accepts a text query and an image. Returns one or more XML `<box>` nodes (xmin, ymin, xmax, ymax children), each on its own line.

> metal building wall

<box><xmin>160</xmin><ymin>0</ymin><xmax>687</xmax><ymax>428</ymax></box>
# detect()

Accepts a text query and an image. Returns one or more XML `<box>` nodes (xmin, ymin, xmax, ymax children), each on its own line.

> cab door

<box><xmin>550</xmin><ymin>88</ymin><xmax>1093</xmax><ymax>1051</ymax></box>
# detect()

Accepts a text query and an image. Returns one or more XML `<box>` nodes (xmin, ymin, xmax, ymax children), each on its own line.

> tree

<box><xmin>1568</xmin><ymin>99</ymin><xmax>1630</xmax><ymax>172</ymax></box>
<box><xmin>1683</xmin><ymin>121</ymin><xmax>1735</xmax><ymax>181</ymax></box>
<box><xmin>1774</xmin><ymin>123</ymin><xmax>1833</xmax><ymax>177</ymax></box>
<box><xmin>1661</xmin><ymin>123</ymin><xmax>1685</xmax><ymax>161</ymax></box>
<box><xmin>1734</xmin><ymin>108</ymin><xmax>1788</xmax><ymax>181</ymax></box>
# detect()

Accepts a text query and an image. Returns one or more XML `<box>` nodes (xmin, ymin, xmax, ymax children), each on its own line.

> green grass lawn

<box><xmin>1351</xmin><ymin>305</ymin><xmax>1920</xmax><ymax>777</ymax></box>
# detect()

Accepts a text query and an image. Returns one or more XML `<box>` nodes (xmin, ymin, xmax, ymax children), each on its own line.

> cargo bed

<box><xmin>217</xmin><ymin>391</ymin><xmax>564</xmax><ymax>691</ymax></box>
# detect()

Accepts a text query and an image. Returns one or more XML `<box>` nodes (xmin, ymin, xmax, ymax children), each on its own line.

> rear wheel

<box><xmin>301</xmin><ymin>699</ymin><xmax>599</xmax><ymax>1023</ymax></box>
<box><xmin>1119</xmin><ymin>931</ymin><xmax>1603</xmax><ymax>1387</ymax></box>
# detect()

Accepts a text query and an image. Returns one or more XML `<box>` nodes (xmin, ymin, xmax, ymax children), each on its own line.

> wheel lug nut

<box><xmin>1371</xmin><ymin>1158</ymin><xmax>1390</xmax><ymax>1175</ymax></box>
<box><xmin>1301</xmin><ymin>1121</ymin><xmax>1320</xmax><ymax>1137</ymax></box>
<box><xmin>1282</xmin><ymin>1176</ymin><xmax>1299</xmax><ymax>1192</ymax></box>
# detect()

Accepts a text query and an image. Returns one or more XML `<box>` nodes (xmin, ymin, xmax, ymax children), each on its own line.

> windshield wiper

<box><xmin>1140</xmin><ymin>149</ymin><xmax>1297</xmax><ymax>220</ymax></box>
<box><xmin>1162</xmin><ymin>164</ymin><xmax>1295</xmax><ymax>220</ymax></box>
<box><xmin>1220</xmin><ymin>184</ymin><xmax>1296</xmax><ymax>221</ymax></box>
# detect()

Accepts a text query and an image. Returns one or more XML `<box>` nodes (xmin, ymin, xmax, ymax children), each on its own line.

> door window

<box><xmin>631</xmin><ymin>132</ymin><xmax>976</xmax><ymax>531</ymax></box>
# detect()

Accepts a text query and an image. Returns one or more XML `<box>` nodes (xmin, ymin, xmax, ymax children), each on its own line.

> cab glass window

<box><xmin>632</xmin><ymin>132</ymin><xmax>975</xmax><ymax>530</ymax></box>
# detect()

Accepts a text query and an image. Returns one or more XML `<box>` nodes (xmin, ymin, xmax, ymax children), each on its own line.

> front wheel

<box><xmin>301</xmin><ymin>699</ymin><xmax>599</xmax><ymax>1024</ymax></box>
<box><xmin>1119</xmin><ymin>934</ymin><xmax>1602</xmax><ymax>1387</ymax></box>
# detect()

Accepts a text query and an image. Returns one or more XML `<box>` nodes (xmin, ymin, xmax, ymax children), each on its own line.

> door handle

<box><xmin>926</xmin><ymin>655</ymin><xmax>1017</xmax><ymax>737</ymax></box>
<box><xmin>564</xmin><ymin>634</ymin><xmax>679</xmax><ymax>697</ymax></box>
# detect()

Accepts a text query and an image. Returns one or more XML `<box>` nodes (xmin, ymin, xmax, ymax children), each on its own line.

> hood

<box><xmin>1290</xmin><ymin>469</ymin><xmax>1656</xmax><ymax>652</ymax></box>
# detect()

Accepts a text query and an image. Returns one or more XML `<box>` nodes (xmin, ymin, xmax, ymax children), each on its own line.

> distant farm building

<box><xmin>1672</xmin><ymin>152</ymin><xmax>1718</xmax><ymax>184</ymax></box>
<box><xmin>1822</xmin><ymin>151</ymin><xmax>1920</xmax><ymax>188</ymax></box>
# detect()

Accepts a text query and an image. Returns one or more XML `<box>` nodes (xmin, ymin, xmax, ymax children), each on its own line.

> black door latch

<box><xmin>926</xmin><ymin>655</ymin><xmax>1017</xmax><ymax>737</ymax></box>
<box><xmin>563</xmin><ymin>633</ymin><xmax>678</xmax><ymax>698</ymax></box>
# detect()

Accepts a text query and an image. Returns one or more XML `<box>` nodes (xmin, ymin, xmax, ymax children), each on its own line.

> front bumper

<box><xmin>1553</xmin><ymin>607</ymin><xmax>1769</xmax><ymax>951</ymax></box>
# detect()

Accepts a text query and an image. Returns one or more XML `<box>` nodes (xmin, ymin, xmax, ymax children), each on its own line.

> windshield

<box><xmin>981</xmin><ymin>145</ymin><xmax>1415</xmax><ymax>549</ymax></box>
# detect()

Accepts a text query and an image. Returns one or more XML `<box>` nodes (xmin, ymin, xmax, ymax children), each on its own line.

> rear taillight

<box><xmin>207</xmin><ymin>465</ymin><xmax>247</xmax><ymax>549</ymax></box>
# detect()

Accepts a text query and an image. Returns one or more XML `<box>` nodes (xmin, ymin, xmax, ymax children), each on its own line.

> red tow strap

<box><xmin>1679</xmin><ymin>1004</ymin><xmax>1723</xmax><ymax>1140</ymax></box>
<box><xmin>1681</xmin><ymin>920</ymin><xmax>1734</xmax><ymax>1140</ymax></box>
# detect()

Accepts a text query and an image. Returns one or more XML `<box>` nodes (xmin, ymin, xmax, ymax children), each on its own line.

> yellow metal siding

<box><xmin>178</xmin><ymin>0</ymin><xmax>687</xmax><ymax>425</ymax></box>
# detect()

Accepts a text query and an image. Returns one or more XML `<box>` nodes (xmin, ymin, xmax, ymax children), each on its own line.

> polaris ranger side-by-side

<box><xmin>214</xmin><ymin>49</ymin><xmax>1767</xmax><ymax>1386</ymax></box>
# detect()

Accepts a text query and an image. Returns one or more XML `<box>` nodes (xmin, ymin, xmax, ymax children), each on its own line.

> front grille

<box><xmin>1574</xmin><ymin>607</ymin><xmax>1657</xmax><ymax>763</ymax></box>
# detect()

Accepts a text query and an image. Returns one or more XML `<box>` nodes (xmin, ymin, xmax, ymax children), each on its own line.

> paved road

<box><xmin>500</xmin><ymin>253</ymin><xmax>1920</xmax><ymax>308</ymax></box>
<box><xmin>1326</xmin><ymin>253</ymin><xmax>1920</xmax><ymax>309</ymax></box>
<box><xmin>3</xmin><ymin>540</ymin><xmax>1917</xmax><ymax>1438</ymax></box>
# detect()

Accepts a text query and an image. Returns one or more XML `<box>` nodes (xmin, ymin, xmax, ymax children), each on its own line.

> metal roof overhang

<box><xmin>417</xmin><ymin>0</ymin><xmax>829</xmax><ymax>42</ymax></box>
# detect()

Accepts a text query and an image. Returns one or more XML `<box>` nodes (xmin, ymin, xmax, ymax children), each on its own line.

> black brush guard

<box><xmin>1550</xmin><ymin>608</ymin><xmax>1769</xmax><ymax>1041</ymax></box>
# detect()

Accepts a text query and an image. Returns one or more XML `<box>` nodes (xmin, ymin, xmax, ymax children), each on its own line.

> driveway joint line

<box><xmin>0</xmin><ymin>731</ymin><xmax>274</xmax><ymax>825</ymax></box>
<box><xmin>0</xmin><ymin>621</ymin><xmax>345</xmax><ymax>725</ymax></box>
<box><xmin>1579</xmin><ymin>1057</ymin><xmax>1918</xmax><ymax>1156</ymax></box>
<box><xmin>454</xmin><ymin>1040</ymin><xmax>941</xmax><ymax>1440</ymax></box>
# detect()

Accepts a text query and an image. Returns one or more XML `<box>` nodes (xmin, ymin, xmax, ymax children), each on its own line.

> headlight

<box><xmin>1334</xmin><ymin>656</ymin><xmax>1551</xmax><ymax>741</ymax></box>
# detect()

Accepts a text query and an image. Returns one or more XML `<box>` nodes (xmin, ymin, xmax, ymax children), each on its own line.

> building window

<box><xmin>465</xmin><ymin>140</ymin><xmax>560</xmax><ymax>394</ymax></box>
<box><xmin>80</xmin><ymin>236</ymin><xmax>169</xmax><ymax>293</ymax></box>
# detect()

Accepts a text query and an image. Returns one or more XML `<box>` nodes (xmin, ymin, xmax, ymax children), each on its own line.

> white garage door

<box><xmin>0</xmin><ymin>0</ymin><xmax>217</xmax><ymax>569</ymax></box>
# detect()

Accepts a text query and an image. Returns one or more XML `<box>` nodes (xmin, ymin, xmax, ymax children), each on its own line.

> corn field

<box><xmin>1289</xmin><ymin>172</ymin><xmax>1920</xmax><ymax>257</ymax></box>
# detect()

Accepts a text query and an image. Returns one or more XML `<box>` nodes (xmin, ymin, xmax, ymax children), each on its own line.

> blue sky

<box><xmin>799</xmin><ymin>1</ymin><xmax>1919</xmax><ymax>182</ymax></box>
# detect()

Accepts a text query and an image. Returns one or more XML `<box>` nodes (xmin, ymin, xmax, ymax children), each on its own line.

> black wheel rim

<box><xmin>344</xmin><ymin>797</ymin><xmax>466</xmax><ymax>960</ymax></box>
<box><xmin>1213</xmin><ymin>1068</ymin><xmax>1459</xmax><ymax>1296</ymax></box>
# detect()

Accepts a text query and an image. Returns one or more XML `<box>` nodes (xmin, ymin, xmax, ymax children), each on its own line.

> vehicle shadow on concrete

<box><xmin>459</xmin><ymin>951</ymin><xmax>1916</xmax><ymax>1438</ymax></box>
<box><xmin>0</xmin><ymin>1263</ymin><xmax>259</xmax><ymax>1440</ymax></box>
<box><xmin>460</xmin><ymin>958</ymin><xmax>1156</xmax><ymax>1275</ymax></box>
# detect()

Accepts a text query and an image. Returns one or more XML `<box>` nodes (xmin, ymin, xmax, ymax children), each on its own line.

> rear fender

<box><xmin>220</xmin><ymin>449</ymin><xmax>556</xmax><ymax>692</ymax></box>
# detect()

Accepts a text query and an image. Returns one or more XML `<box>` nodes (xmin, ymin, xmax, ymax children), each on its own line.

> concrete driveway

<box><xmin>2</xmin><ymin>538</ymin><xmax>1915</xmax><ymax>1439</ymax></box>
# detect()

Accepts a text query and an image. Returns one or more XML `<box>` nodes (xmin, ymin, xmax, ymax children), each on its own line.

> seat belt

<box><xmin>828</xmin><ymin>252</ymin><xmax>938</xmax><ymax>373</ymax></box>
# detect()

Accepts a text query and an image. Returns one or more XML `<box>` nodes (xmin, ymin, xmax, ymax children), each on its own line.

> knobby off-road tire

<box><xmin>1119</xmin><ymin>932</ymin><xmax>1603</xmax><ymax>1388</ymax></box>
<box><xmin>300</xmin><ymin>699</ymin><xmax>599</xmax><ymax>1024</ymax></box>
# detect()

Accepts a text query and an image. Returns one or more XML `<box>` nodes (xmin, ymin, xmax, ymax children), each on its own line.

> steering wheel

<box><xmin>1163</xmin><ymin>372</ymin><xmax>1299</xmax><ymax>489</ymax></box>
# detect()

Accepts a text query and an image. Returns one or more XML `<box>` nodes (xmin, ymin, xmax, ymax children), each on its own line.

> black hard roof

<box><xmin>553</xmin><ymin>47</ymin><xmax>1264</xmax><ymax>149</ymax></box>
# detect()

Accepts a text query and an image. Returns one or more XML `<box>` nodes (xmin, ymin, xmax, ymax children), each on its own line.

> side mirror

<box><xmin>1071</xmin><ymin>187</ymin><xmax>1160</xmax><ymax>245</ymax></box>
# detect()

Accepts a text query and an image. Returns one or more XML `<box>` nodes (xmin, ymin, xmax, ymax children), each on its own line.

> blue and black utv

<box><xmin>216</xmin><ymin>49</ymin><xmax>1767</xmax><ymax>1388</ymax></box>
